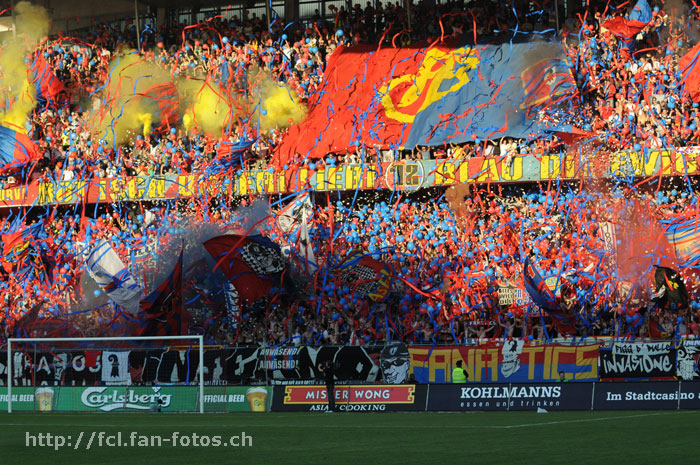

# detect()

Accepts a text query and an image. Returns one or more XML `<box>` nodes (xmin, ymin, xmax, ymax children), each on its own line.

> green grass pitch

<box><xmin>0</xmin><ymin>410</ymin><xmax>696</xmax><ymax>464</ymax></box>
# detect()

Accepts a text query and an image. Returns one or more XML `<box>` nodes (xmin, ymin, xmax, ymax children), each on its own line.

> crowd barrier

<box><xmin>3</xmin><ymin>381</ymin><xmax>700</xmax><ymax>412</ymax></box>
<box><xmin>270</xmin><ymin>381</ymin><xmax>700</xmax><ymax>412</ymax></box>
<box><xmin>3</xmin><ymin>341</ymin><xmax>699</xmax><ymax>387</ymax></box>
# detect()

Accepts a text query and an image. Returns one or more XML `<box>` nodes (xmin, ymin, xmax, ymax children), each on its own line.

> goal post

<box><xmin>7</xmin><ymin>336</ymin><xmax>204</xmax><ymax>414</ymax></box>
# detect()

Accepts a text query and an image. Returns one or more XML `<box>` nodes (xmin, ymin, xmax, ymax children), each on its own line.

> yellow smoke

<box><xmin>0</xmin><ymin>1</ymin><xmax>50</xmax><ymax>131</ymax></box>
<box><xmin>0</xmin><ymin>42</ymin><xmax>35</xmax><ymax>129</ymax></box>
<box><xmin>137</xmin><ymin>112</ymin><xmax>152</xmax><ymax>136</ymax></box>
<box><xmin>255</xmin><ymin>78</ymin><xmax>307</xmax><ymax>132</ymax></box>
<box><xmin>176</xmin><ymin>78</ymin><xmax>239</xmax><ymax>137</ymax></box>
<box><xmin>15</xmin><ymin>1</ymin><xmax>49</xmax><ymax>45</ymax></box>
<box><xmin>177</xmin><ymin>66</ymin><xmax>306</xmax><ymax>138</ymax></box>
<box><xmin>182</xmin><ymin>112</ymin><xmax>193</xmax><ymax>133</ymax></box>
<box><xmin>93</xmin><ymin>50</ymin><xmax>172</xmax><ymax>145</ymax></box>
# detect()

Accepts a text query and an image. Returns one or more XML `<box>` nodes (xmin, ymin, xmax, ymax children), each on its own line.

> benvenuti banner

<box><xmin>0</xmin><ymin>386</ymin><xmax>271</xmax><ymax>412</ymax></box>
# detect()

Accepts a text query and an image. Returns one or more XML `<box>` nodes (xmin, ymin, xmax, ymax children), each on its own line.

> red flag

<box><xmin>203</xmin><ymin>234</ymin><xmax>287</xmax><ymax>303</ymax></box>
<box><xmin>141</xmin><ymin>82</ymin><xmax>179</xmax><ymax>127</ymax></box>
<box><xmin>30</xmin><ymin>54</ymin><xmax>66</xmax><ymax>106</ymax></box>
<box><xmin>601</xmin><ymin>16</ymin><xmax>646</xmax><ymax>39</ymax></box>
<box><xmin>273</xmin><ymin>44</ymin><xmax>424</xmax><ymax>165</ymax></box>
<box><xmin>680</xmin><ymin>42</ymin><xmax>700</xmax><ymax>103</ymax></box>
<box><xmin>601</xmin><ymin>0</ymin><xmax>653</xmax><ymax>39</ymax></box>
<box><xmin>1</xmin><ymin>222</ymin><xmax>44</xmax><ymax>273</ymax></box>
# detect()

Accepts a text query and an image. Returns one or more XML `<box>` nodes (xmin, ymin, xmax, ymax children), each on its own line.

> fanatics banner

<box><xmin>409</xmin><ymin>343</ymin><xmax>600</xmax><ymax>383</ymax></box>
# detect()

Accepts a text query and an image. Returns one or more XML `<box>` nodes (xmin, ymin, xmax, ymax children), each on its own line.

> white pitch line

<box><xmin>499</xmin><ymin>410</ymin><xmax>698</xmax><ymax>429</ymax></box>
<box><xmin>0</xmin><ymin>422</ymin><xmax>499</xmax><ymax>429</ymax></box>
<box><xmin>0</xmin><ymin>411</ymin><xmax>696</xmax><ymax>430</ymax></box>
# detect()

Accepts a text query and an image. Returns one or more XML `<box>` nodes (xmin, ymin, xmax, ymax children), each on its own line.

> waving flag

<box><xmin>274</xmin><ymin>42</ymin><xmax>576</xmax><ymax>164</ymax></box>
<box><xmin>653</xmin><ymin>266</ymin><xmax>689</xmax><ymax>311</ymax></box>
<box><xmin>216</xmin><ymin>139</ymin><xmax>255</xmax><ymax>159</ymax></box>
<box><xmin>338</xmin><ymin>250</ymin><xmax>394</xmax><ymax>302</ymax></box>
<box><xmin>680</xmin><ymin>42</ymin><xmax>700</xmax><ymax>103</ymax></box>
<box><xmin>523</xmin><ymin>258</ymin><xmax>557</xmax><ymax>310</ymax></box>
<box><xmin>1</xmin><ymin>222</ymin><xmax>45</xmax><ymax>273</ymax></box>
<box><xmin>601</xmin><ymin>0</ymin><xmax>653</xmax><ymax>39</ymax></box>
<box><xmin>274</xmin><ymin>193</ymin><xmax>317</xmax><ymax>272</ymax></box>
<box><xmin>298</xmin><ymin>208</ymin><xmax>317</xmax><ymax>272</ymax></box>
<box><xmin>141</xmin><ymin>82</ymin><xmax>179</xmax><ymax>127</ymax></box>
<box><xmin>277</xmin><ymin>192</ymin><xmax>314</xmax><ymax>234</ymax></box>
<box><xmin>138</xmin><ymin>250</ymin><xmax>185</xmax><ymax>336</ymax></box>
<box><xmin>0</xmin><ymin>125</ymin><xmax>41</xmax><ymax>174</ymax></box>
<box><xmin>30</xmin><ymin>53</ymin><xmax>66</xmax><ymax>107</ymax></box>
<box><xmin>523</xmin><ymin>258</ymin><xmax>577</xmax><ymax>334</ymax></box>
<box><xmin>82</xmin><ymin>240</ymin><xmax>142</xmax><ymax>314</ymax></box>
<box><xmin>664</xmin><ymin>216</ymin><xmax>700</xmax><ymax>265</ymax></box>
<box><xmin>204</xmin><ymin>234</ymin><xmax>288</xmax><ymax>303</ymax></box>
<box><xmin>519</xmin><ymin>58</ymin><xmax>577</xmax><ymax>108</ymax></box>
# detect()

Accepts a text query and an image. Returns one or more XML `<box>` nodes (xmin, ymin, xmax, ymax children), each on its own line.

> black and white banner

<box><xmin>101</xmin><ymin>351</ymin><xmax>130</xmax><ymax>384</ymax></box>
<box><xmin>1</xmin><ymin>350</ymin><xmax>103</xmax><ymax>387</ymax></box>
<box><xmin>0</xmin><ymin>345</ymin><xmax>386</xmax><ymax>386</ymax></box>
<box><xmin>677</xmin><ymin>340</ymin><xmax>700</xmax><ymax>381</ymax></box>
<box><xmin>255</xmin><ymin>345</ymin><xmax>384</xmax><ymax>382</ymax></box>
<box><xmin>598</xmin><ymin>343</ymin><xmax>676</xmax><ymax>379</ymax></box>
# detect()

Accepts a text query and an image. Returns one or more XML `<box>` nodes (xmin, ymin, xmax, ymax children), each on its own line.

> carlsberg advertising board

<box><xmin>0</xmin><ymin>386</ymin><xmax>270</xmax><ymax>412</ymax></box>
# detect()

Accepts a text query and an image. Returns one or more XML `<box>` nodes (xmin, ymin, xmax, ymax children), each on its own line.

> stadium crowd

<box><xmin>2</xmin><ymin>0</ymin><xmax>700</xmax><ymax>346</ymax></box>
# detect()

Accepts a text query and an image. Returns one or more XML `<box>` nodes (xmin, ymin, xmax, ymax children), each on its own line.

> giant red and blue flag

<box><xmin>275</xmin><ymin>42</ymin><xmax>576</xmax><ymax>163</ymax></box>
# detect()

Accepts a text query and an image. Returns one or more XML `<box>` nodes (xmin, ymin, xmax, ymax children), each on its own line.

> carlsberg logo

<box><xmin>460</xmin><ymin>386</ymin><xmax>561</xmax><ymax>399</ymax></box>
<box><xmin>81</xmin><ymin>387</ymin><xmax>172</xmax><ymax>412</ymax></box>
